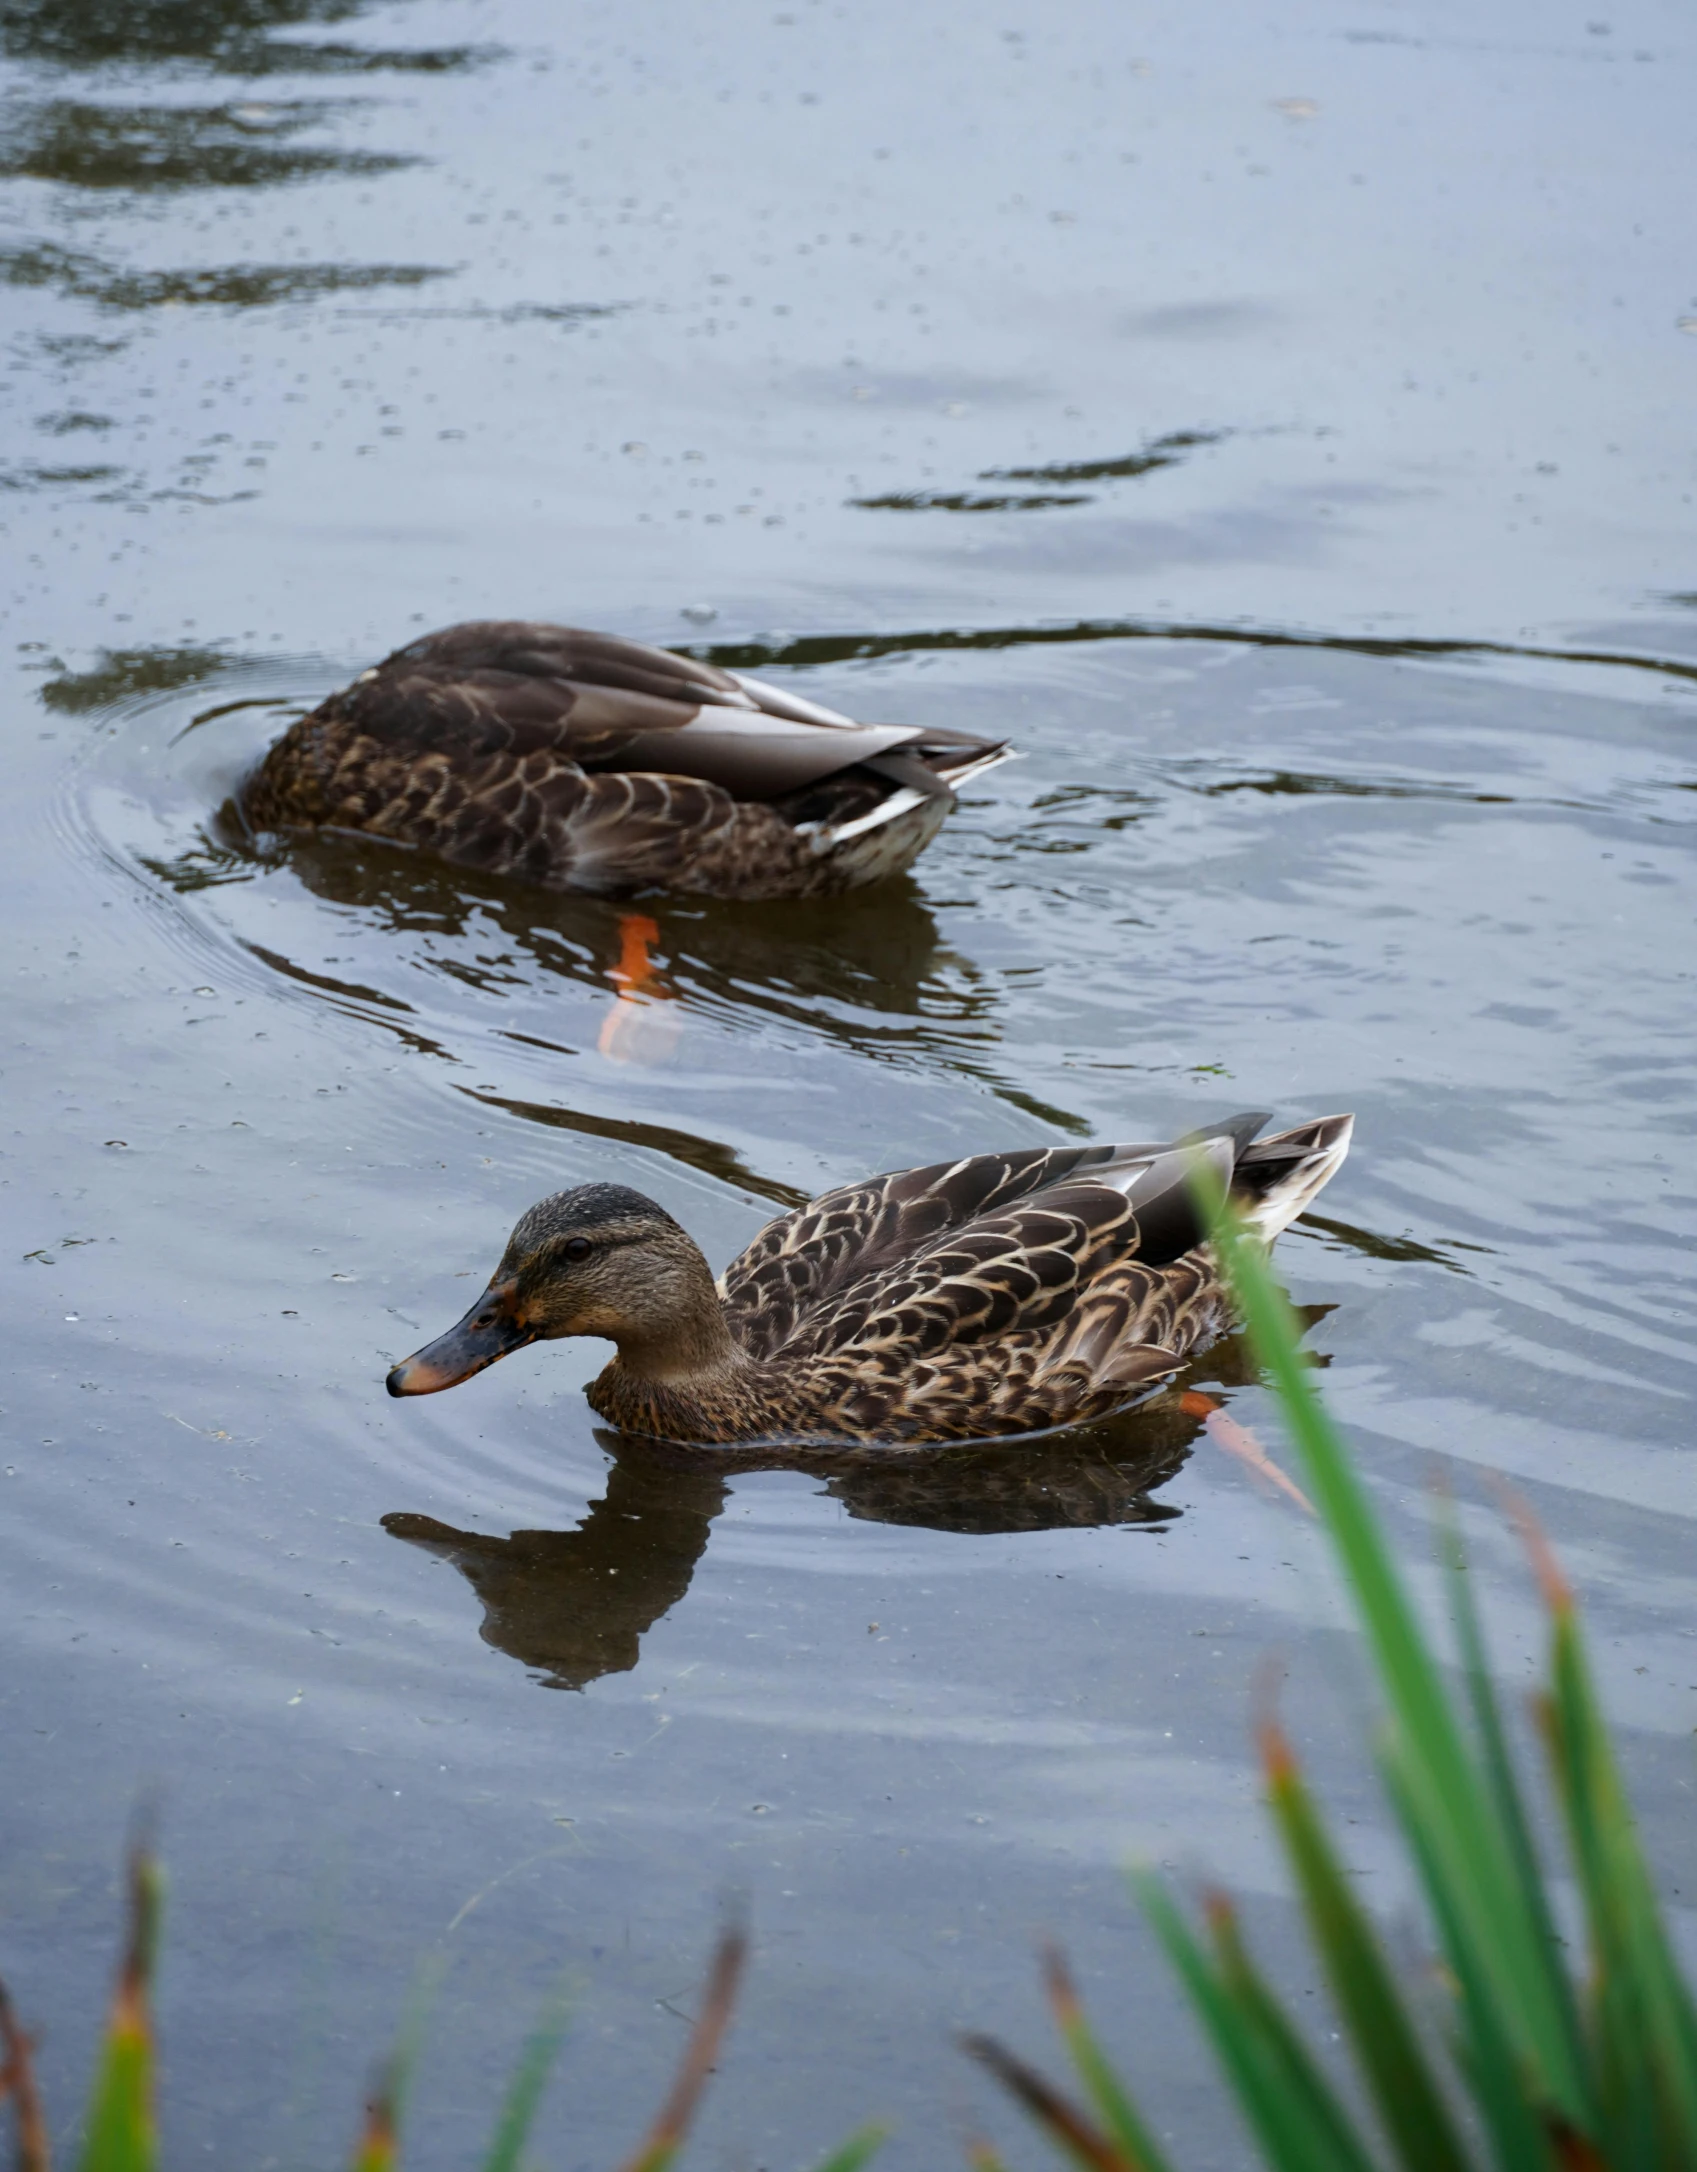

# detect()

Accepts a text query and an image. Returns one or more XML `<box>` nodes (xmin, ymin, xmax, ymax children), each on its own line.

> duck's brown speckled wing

<box><xmin>708</xmin><ymin>1118</ymin><xmax>1355</xmax><ymax>1440</ymax></box>
<box><xmin>797</xmin><ymin>1149</ymin><xmax>1227</xmax><ymax>1356</ymax></box>
<box><xmin>242</xmin><ymin>619</ymin><xmax>1006</xmax><ymax>899</ymax></box>
<box><xmin>730</xmin><ymin>1149</ymin><xmax>1237</xmax><ymax>1441</ymax></box>
<box><xmin>370</xmin><ymin>621</ymin><xmax>752</xmax><ymax>716</ymax></box>
<box><xmin>340</xmin><ymin>623</ymin><xmax>935</xmax><ymax>791</ymax></box>
<box><xmin>721</xmin><ymin>1144</ymin><xmax>1122</xmax><ymax>1359</ymax></box>
<box><xmin>718</xmin><ymin>1136</ymin><xmax>1236</xmax><ymax>1362</ymax></box>
<box><xmin>786</xmin><ymin>1115</ymin><xmax>1353</xmax><ymax>1439</ymax></box>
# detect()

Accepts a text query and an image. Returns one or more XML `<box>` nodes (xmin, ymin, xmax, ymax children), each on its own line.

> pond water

<box><xmin>2</xmin><ymin>0</ymin><xmax>1693</xmax><ymax>2166</ymax></box>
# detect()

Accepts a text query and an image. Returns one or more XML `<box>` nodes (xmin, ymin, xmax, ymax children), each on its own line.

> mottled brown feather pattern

<box><xmin>577</xmin><ymin>1115</ymin><xmax>1352</xmax><ymax>1445</ymax></box>
<box><xmin>717</xmin><ymin>1143</ymin><xmax>1172</xmax><ymax>1357</ymax></box>
<box><xmin>243</xmin><ymin>618</ymin><xmax>1006</xmax><ymax>899</ymax></box>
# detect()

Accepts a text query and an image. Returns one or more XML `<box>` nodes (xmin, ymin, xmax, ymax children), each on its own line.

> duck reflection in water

<box><xmin>384</xmin><ymin>1451</ymin><xmax>727</xmax><ymax>1693</ymax></box>
<box><xmin>597</xmin><ymin>912</ymin><xmax>682</xmax><ymax>1064</ymax></box>
<box><xmin>381</xmin><ymin>1315</ymin><xmax>1327</xmax><ymax>1692</ymax></box>
<box><xmin>197</xmin><ymin>810</ymin><xmax>991</xmax><ymax>1069</ymax></box>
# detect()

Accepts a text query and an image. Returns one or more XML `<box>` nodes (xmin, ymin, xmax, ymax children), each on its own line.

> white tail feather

<box><xmin>1238</xmin><ymin>1115</ymin><xmax>1355</xmax><ymax>1241</ymax></box>
<box><xmin>935</xmin><ymin>744</ymin><xmax>1019</xmax><ymax>792</ymax></box>
<box><xmin>794</xmin><ymin>784</ymin><xmax>930</xmax><ymax>851</ymax></box>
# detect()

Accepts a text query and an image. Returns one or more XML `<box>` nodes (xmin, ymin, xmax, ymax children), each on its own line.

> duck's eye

<box><xmin>562</xmin><ymin>1236</ymin><xmax>593</xmax><ymax>1263</ymax></box>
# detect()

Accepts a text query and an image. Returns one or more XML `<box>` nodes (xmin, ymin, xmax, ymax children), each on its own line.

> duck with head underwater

<box><xmin>386</xmin><ymin>1112</ymin><xmax>1353</xmax><ymax>1446</ymax></box>
<box><xmin>242</xmin><ymin>619</ymin><xmax>1012</xmax><ymax>900</ymax></box>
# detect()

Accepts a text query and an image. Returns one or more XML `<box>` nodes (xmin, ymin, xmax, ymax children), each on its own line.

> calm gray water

<box><xmin>2</xmin><ymin>1</ymin><xmax>1693</xmax><ymax>2166</ymax></box>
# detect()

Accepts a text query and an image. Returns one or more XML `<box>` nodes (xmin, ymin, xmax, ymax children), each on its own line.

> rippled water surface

<box><xmin>3</xmin><ymin>0</ymin><xmax>1694</xmax><ymax>2165</ymax></box>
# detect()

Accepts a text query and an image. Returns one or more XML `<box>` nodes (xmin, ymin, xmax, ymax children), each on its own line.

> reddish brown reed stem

<box><xmin>614</xmin><ymin>1926</ymin><xmax>748</xmax><ymax>2172</ymax></box>
<box><xmin>0</xmin><ymin>1981</ymin><xmax>51</xmax><ymax>2172</ymax></box>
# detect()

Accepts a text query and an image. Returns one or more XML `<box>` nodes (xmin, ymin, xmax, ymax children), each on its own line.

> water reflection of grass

<box><xmin>0</xmin><ymin>98</ymin><xmax>419</xmax><ymax>192</ymax></box>
<box><xmin>0</xmin><ymin>0</ymin><xmax>500</xmax><ymax>75</ymax></box>
<box><xmin>852</xmin><ymin>489</ymin><xmax>1092</xmax><ymax>513</ymax></box>
<box><xmin>37</xmin><ymin>644</ymin><xmax>245</xmax><ymax>714</ymax></box>
<box><xmin>848</xmin><ymin>432</ymin><xmax>1225</xmax><ymax>514</ymax></box>
<box><xmin>1</xmin><ymin>239</ymin><xmax>454</xmax><ymax>312</ymax></box>
<box><xmin>0</xmin><ymin>461</ymin><xmax>126</xmax><ymax>490</ymax></box>
<box><xmin>981</xmin><ymin>435</ymin><xmax>1226</xmax><ymax>487</ymax></box>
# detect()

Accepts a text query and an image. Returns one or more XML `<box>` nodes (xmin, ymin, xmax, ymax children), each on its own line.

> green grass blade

<box><xmin>1376</xmin><ymin>1755</ymin><xmax>1551</xmax><ymax>2172</ymax></box>
<box><xmin>1438</xmin><ymin>1504</ymin><xmax>1587</xmax><ymax>2099</ymax></box>
<box><xmin>1383</xmin><ymin>1741</ymin><xmax>1575</xmax><ymax>2148</ymax></box>
<box><xmin>1196</xmin><ymin>1170</ymin><xmax>1589</xmax><ymax>2125</ymax></box>
<box><xmin>78</xmin><ymin>1850</ymin><xmax>161</xmax><ymax>2172</ymax></box>
<box><xmin>1202</xmin><ymin>1892</ymin><xmax>1388</xmax><ymax>2172</ymax></box>
<box><xmin>1260</xmin><ymin>1719</ymin><xmax>1473</xmax><ymax>2172</ymax></box>
<box><xmin>480</xmin><ymin>1983</ymin><xmax>572</xmax><ymax>2172</ymax></box>
<box><xmin>1040</xmin><ymin>1948</ymin><xmax>1178</xmax><ymax>2172</ymax></box>
<box><xmin>347</xmin><ymin>1951</ymin><xmax>443</xmax><ymax>2172</ymax></box>
<box><xmin>1133</xmin><ymin>1873</ymin><xmax>1380</xmax><ymax>2172</ymax></box>
<box><xmin>349</xmin><ymin>2067</ymin><xmax>399</xmax><ymax>2172</ymax></box>
<box><xmin>1536</xmin><ymin>1556</ymin><xmax>1697</xmax><ymax>2165</ymax></box>
<box><xmin>806</xmin><ymin>2122</ymin><xmax>889</xmax><ymax>2172</ymax></box>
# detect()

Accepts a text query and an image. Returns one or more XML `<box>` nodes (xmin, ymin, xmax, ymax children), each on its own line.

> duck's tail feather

<box><xmin>818</xmin><ymin>739</ymin><xmax>1015</xmax><ymax>835</ymax></box>
<box><xmin>1231</xmin><ymin>1114</ymin><xmax>1354</xmax><ymax>1241</ymax></box>
<box><xmin>926</xmin><ymin>741</ymin><xmax>1018</xmax><ymax>791</ymax></box>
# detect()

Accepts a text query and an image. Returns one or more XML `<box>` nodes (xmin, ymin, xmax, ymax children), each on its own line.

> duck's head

<box><xmin>386</xmin><ymin>1183</ymin><xmax>725</xmax><ymax>1396</ymax></box>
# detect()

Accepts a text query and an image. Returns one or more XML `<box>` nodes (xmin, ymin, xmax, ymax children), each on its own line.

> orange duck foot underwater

<box><xmin>386</xmin><ymin>1111</ymin><xmax>1354</xmax><ymax>1447</ymax></box>
<box><xmin>241</xmin><ymin>618</ymin><xmax>1013</xmax><ymax>901</ymax></box>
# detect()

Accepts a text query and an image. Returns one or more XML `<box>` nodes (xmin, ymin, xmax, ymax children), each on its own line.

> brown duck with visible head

<box><xmin>241</xmin><ymin>619</ymin><xmax>1012</xmax><ymax>900</ymax></box>
<box><xmin>386</xmin><ymin>1112</ymin><xmax>1353</xmax><ymax>1445</ymax></box>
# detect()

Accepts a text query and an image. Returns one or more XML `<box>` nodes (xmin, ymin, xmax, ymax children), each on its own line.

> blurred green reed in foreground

<box><xmin>0</xmin><ymin>1878</ymin><xmax>883</xmax><ymax>2172</ymax></box>
<box><xmin>967</xmin><ymin>1177</ymin><xmax>1697</xmax><ymax>2172</ymax></box>
<box><xmin>1</xmin><ymin>1178</ymin><xmax>1691</xmax><ymax>2172</ymax></box>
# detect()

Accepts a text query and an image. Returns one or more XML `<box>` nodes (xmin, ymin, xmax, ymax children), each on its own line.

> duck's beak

<box><xmin>386</xmin><ymin>1281</ymin><xmax>533</xmax><ymax>1396</ymax></box>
